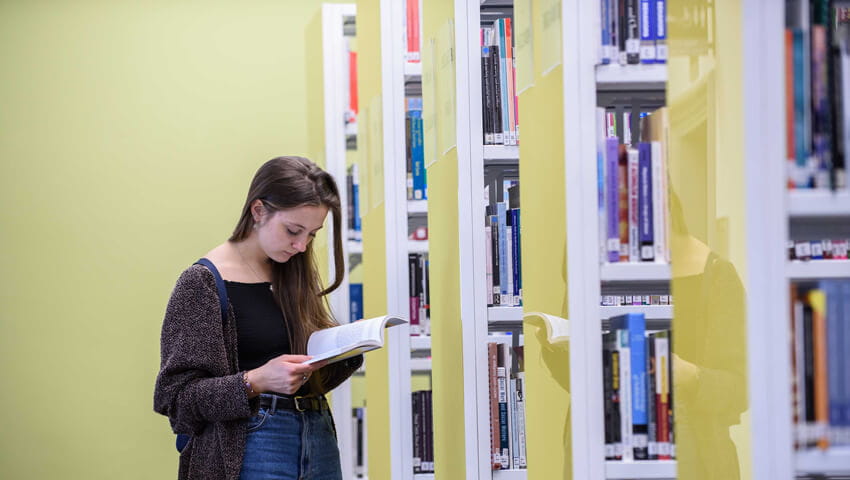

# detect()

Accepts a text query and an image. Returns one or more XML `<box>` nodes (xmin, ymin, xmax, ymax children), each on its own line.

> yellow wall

<box><xmin>0</xmin><ymin>1</ymin><xmax>345</xmax><ymax>478</ymax></box>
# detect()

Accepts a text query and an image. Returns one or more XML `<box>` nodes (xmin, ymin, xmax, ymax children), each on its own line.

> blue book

<box><xmin>654</xmin><ymin>0</ymin><xmax>667</xmax><ymax>63</ymax></box>
<box><xmin>841</xmin><ymin>281</ymin><xmax>850</xmax><ymax>429</ymax></box>
<box><xmin>351</xmin><ymin>165</ymin><xmax>361</xmax><ymax>234</ymax></box>
<box><xmin>610</xmin><ymin>313</ymin><xmax>648</xmax><ymax>459</ymax></box>
<box><xmin>638</xmin><ymin>142</ymin><xmax>654</xmax><ymax>261</ymax></box>
<box><xmin>639</xmin><ymin>0</ymin><xmax>656</xmax><ymax>64</ymax></box>
<box><xmin>600</xmin><ymin>0</ymin><xmax>612</xmax><ymax>64</ymax></box>
<box><xmin>510</xmin><ymin>208</ymin><xmax>522</xmax><ymax>305</ymax></box>
<box><xmin>823</xmin><ymin>281</ymin><xmax>843</xmax><ymax>432</ymax></box>
<box><xmin>792</xmin><ymin>29</ymin><xmax>810</xmax><ymax>184</ymax></box>
<box><xmin>411</xmin><ymin>116</ymin><xmax>426</xmax><ymax>199</ymax></box>
<box><xmin>349</xmin><ymin>283</ymin><xmax>363</xmax><ymax>324</ymax></box>
<box><xmin>606</xmin><ymin>137</ymin><xmax>621</xmax><ymax>263</ymax></box>
<box><xmin>497</xmin><ymin>202</ymin><xmax>509</xmax><ymax>304</ymax></box>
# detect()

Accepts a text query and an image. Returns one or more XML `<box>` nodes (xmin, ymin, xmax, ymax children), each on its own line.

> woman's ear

<box><xmin>250</xmin><ymin>199</ymin><xmax>266</xmax><ymax>225</ymax></box>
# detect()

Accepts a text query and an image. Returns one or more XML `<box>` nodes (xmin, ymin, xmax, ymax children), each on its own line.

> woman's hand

<box><xmin>246</xmin><ymin>355</ymin><xmax>328</xmax><ymax>396</ymax></box>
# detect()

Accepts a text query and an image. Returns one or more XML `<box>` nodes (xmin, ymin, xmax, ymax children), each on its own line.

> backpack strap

<box><xmin>194</xmin><ymin>258</ymin><xmax>229</xmax><ymax>324</ymax></box>
<box><xmin>176</xmin><ymin>258</ymin><xmax>230</xmax><ymax>453</ymax></box>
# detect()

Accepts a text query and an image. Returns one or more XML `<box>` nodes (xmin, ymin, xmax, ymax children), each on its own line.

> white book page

<box><xmin>304</xmin><ymin>315</ymin><xmax>406</xmax><ymax>364</ymax></box>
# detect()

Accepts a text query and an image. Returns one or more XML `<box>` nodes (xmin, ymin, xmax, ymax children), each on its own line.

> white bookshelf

<box><xmin>408</xmin><ymin>199</ymin><xmax>428</xmax><ymax>214</ymax></box>
<box><xmin>408</xmin><ymin>240</ymin><xmax>429</xmax><ymax>254</ymax></box>
<box><xmin>788</xmin><ymin>189</ymin><xmax>850</xmax><ymax>217</ymax></box>
<box><xmin>492</xmin><ymin>469</ymin><xmax>528</xmax><ymax>480</ymax></box>
<box><xmin>600</xmin><ymin>263</ymin><xmax>671</xmax><ymax>282</ymax></box>
<box><xmin>483</xmin><ymin>145</ymin><xmax>520</xmax><ymax>160</ymax></box>
<box><xmin>410</xmin><ymin>335</ymin><xmax>431</xmax><ymax>351</ymax></box>
<box><xmin>599</xmin><ymin>305</ymin><xmax>673</xmax><ymax>320</ymax></box>
<box><xmin>595</xmin><ymin>64</ymin><xmax>668</xmax><ymax>88</ymax></box>
<box><xmin>410</xmin><ymin>358</ymin><xmax>432</xmax><ymax>372</ymax></box>
<box><xmin>412</xmin><ymin>474</ymin><xmax>434</xmax><ymax>480</ymax></box>
<box><xmin>404</xmin><ymin>61</ymin><xmax>422</xmax><ymax>81</ymax></box>
<box><xmin>795</xmin><ymin>447</ymin><xmax>850</xmax><ymax>476</ymax></box>
<box><xmin>348</xmin><ymin>240</ymin><xmax>363</xmax><ymax>255</ymax></box>
<box><xmin>786</xmin><ymin>260</ymin><xmax>850</xmax><ymax>280</ymax></box>
<box><xmin>318</xmin><ymin>6</ymin><xmax>358</xmax><ymax>480</ymax></box>
<box><xmin>487</xmin><ymin>306</ymin><xmax>523</xmax><ymax>324</ymax></box>
<box><xmin>604</xmin><ymin>460</ymin><xmax>677</xmax><ymax>479</ymax></box>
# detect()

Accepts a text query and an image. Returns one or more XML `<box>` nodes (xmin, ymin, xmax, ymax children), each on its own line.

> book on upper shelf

<box><xmin>305</xmin><ymin>315</ymin><xmax>407</xmax><ymax>365</ymax></box>
<box><xmin>597</xmin><ymin>0</ymin><xmax>667</xmax><ymax>66</ymax></box>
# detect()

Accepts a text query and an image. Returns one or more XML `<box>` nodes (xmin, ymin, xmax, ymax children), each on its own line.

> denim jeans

<box><xmin>239</xmin><ymin>398</ymin><xmax>342</xmax><ymax>480</ymax></box>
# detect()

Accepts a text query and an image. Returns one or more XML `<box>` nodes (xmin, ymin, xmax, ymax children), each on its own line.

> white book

<box><xmin>651</xmin><ymin>141</ymin><xmax>665</xmax><ymax>262</ymax></box>
<box><xmin>618</xmin><ymin>329</ymin><xmax>634</xmax><ymax>461</ymax></box>
<box><xmin>304</xmin><ymin>315</ymin><xmax>407</xmax><ymax>365</ymax></box>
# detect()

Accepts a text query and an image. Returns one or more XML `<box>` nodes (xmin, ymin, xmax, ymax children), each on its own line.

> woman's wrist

<box><xmin>242</xmin><ymin>369</ymin><xmax>263</xmax><ymax>398</ymax></box>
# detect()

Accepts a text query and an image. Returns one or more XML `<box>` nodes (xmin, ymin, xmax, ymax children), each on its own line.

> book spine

<box><xmin>485</xmin><ymin>224</ymin><xmax>494</xmax><ymax>305</ymax></box>
<box><xmin>488</xmin><ymin>343</ymin><xmax>501</xmax><ymax>469</ymax></box>
<box><xmin>654</xmin><ymin>0</ymin><xmax>667</xmax><ymax>63</ymax></box>
<box><xmin>842</xmin><ymin>282</ymin><xmax>850</xmax><ymax>439</ymax></box>
<box><xmin>425</xmin><ymin>390</ymin><xmax>434</xmax><ymax>472</ymax></box>
<box><xmin>606</xmin><ymin>137</ymin><xmax>621</xmax><ymax>262</ymax></box>
<box><xmin>497</xmin><ymin>363</ymin><xmax>510</xmax><ymax>467</ymax></box>
<box><xmin>651</xmin><ymin>141</ymin><xmax>665</xmax><ymax>262</ymax></box>
<box><xmin>412</xmin><ymin>392</ymin><xmax>422</xmax><ymax>473</ymax></box>
<box><xmin>498</xmin><ymin>20</ymin><xmax>510</xmax><ymax>145</ymax></box>
<box><xmin>618</xmin><ymin>146</ymin><xmax>630</xmax><ymax>260</ymax></box>
<box><xmin>824</xmin><ymin>281</ymin><xmax>842</xmax><ymax>444</ymax></box>
<box><xmin>504</xmin><ymin>18</ymin><xmax>517</xmax><ymax>146</ymax></box>
<box><xmin>810</xmin><ymin>290</ymin><xmax>830</xmax><ymax>449</ymax></box>
<box><xmin>646</xmin><ymin>334</ymin><xmax>658</xmax><ymax>459</ymax></box>
<box><xmin>497</xmin><ymin>202</ymin><xmax>509</xmax><ymax>304</ymax></box>
<box><xmin>491</xmin><ymin>213</ymin><xmax>501</xmax><ymax>305</ymax></box>
<box><xmin>638</xmin><ymin>142</ymin><xmax>655</xmax><ymax>261</ymax></box>
<box><xmin>628</xmin><ymin>147</ymin><xmax>640</xmax><ymax>262</ymax></box>
<box><xmin>617</xmin><ymin>0</ymin><xmax>626</xmax><ymax>64</ymax></box>
<box><xmin>639</xmin><ymin>0</ymin><xmax>656</xmax><ymax>64</ymax></box>
<box><xmin>617</xmin><ymin>329</ymin><xmax>633</xmax><ymax>461</ymax></box>
<box><xmin>611</xmin><ymin>347</ymin><xmax>623</xmax><ymax>459</ymax></box>
<box><xmin>513</xmin><ymin>208</ymin><xmax>522</xmax><ymax>305</ymax></box>
<box><xmin>655</xmin><ymin>332</ymin><xmax>671</xmax><ymax>459</ymax></box>
<box><xmin>409</xmin><ymin>254</ymin><xmax>420</xmax><ymax>334</ymax></box>
<box><xmin>349</xmin><ymin>283</ymin><xmax>363</xmax><ymax>324</ymax></box>
<box><xmin>516</xmin><ymin>372</ymin><xmax>528</xmax><ymax>467</ymax></box>
<box><xmin>482</xmin><ymin>41</ymin><xmax>494</xmax><ymax>145</ymax></box>
<box><xmin>600</xmin><ymin>0</ymin><xmax>612</xmax><ymax>64</ymax></box>
<box><xmin>598</xmin><ymin>108</ymin><xmax>609</xmax><ymax>262</ymax></box>
<box><xmin>405</xmin><ymin>0</ymin><xmax>420</xmax><ymax>61</ymax></box>
<box><xmin>412</xmin><ymin>116</ymin><xmax>426</xmax><ymax>199</ymax></box>
<box><xmin>491</xmin><ymin>44</ymin><xmax>504</xmax><ymax>145</ymax></box>
<box><xmin>625</xmin><ymin>0</ymin><xmax>640</xmax><ymax>64</ymax></box>
<box><xmin>509</xmin><ymin>377</ymin><xmax>519</xmax><ymax>468</ymax></box>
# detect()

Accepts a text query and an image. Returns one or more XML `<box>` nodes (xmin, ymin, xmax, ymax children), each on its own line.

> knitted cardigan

<box><xmin>153</xmin><ymin>264</ymin><xmax>363</xmax><ymax>480</ymax></box>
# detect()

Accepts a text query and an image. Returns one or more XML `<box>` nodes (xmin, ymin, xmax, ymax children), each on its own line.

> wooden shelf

<box><xmin>788</xmin><ymin>189</ymin><xmax>850</xmax><ymax>217</ymax></box>
<box><xmin>600</xmin><ymin>263</ymin><xmax>671</xmax><ymax>282</ymax></box>
<box><xmin>796</xmin><ymin>446</ymin><xmax>850</xmax><ymax>476</ymax></box>
<box><xmin>786</xmin><ymin>260</ymin><xmax>850</xmax><ymax>280</ymax></box>
<box><xmin>595</xmin><ymin>64</ymin><xmax>668</xmax><ymax>90</ymax></box>
<box><xmin>605</xmin><ymin>460</ymin><xmax>677</xmax><ymax>479</ymax></box>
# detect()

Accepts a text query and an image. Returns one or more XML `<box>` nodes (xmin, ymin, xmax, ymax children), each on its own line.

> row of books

<box><xmin>485</xmin><ymin>181</ymin><xmax>523</xmax><ymax>307</ymax></box>
<box><xmin>789</xmin><ymin>238</ymin><xmax>850</xmax><ymax>260</ymax></box>
<box><xmin>487</xmin><ymin>340</ymin><xmax>527</xmax><ymax>471</ymax></box>
<box><xmin>790</xmin><ymin>280</ymin><xmax>850</xmax><ymax>449</ymax></box>
<box><xmin>601</xmin><ymin>294</ymin><xmax>673</xmax><ymax>306</ymax></box>
<box><xmin>598</xmin><ymin>0</ymin><xmax>668</xmax><ymax>65</ymax></box>
<box><xmin>346</xmin><ymin>164</ymin><xmax>362</xmax><ymax>241</ymax></box>
<box><xmin>785</xmin><ymin>0</ymin><xmax>849</xmax><ymax>190</ymax></box>
<box><xmin>408</xmin><ymin>253</ymin><xmax>431</xmax><ymax>336</ymax></box>
<box><xmin>481</xmin><ymin>18</ymin><xmax>520</xmax><ymax>146</ymax></box>
<box><xmin>411</xmin><ymin>390</ymin><xmax>434</xmax><ymax>474</ymax></box>
<box><xmin>602</xmin><ymin>314</ymin><xmax>675</xmax><ymax>461</ymax></box>
<box><xmin>597</xmin><ymin>108</ymin><xmax>671</xmax><ymax>265</ymax></box>
<box><xmin>406</xmin><ymin>98</ymin><xmax>427</xmax><ymax>200</ymax></box>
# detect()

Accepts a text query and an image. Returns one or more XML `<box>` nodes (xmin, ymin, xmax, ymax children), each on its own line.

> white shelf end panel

<box><xmin>483</xmin><ymin>145</ymin><xmax>520</xmax><ymax>161</ymax></box>
<box><xmin>492</xmin><ymin>469</ymin><xmax>528</xmax><ymax>480</ymax></box>
<box><xmin>605</xmin><ymin>460</ymin><xmax>677</xmax><ymax>479</ymax></box>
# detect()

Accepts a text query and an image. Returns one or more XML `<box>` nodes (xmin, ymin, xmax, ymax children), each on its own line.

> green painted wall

<box><xmin>0</xmin><ymin>1</ymin><xmax>344</xmax><ymax>478</ymax></box>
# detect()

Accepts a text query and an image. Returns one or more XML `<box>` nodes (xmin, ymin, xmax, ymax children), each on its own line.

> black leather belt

<box><xmin>258</xmin><ymin>393</ymin><xmax>329</xmax><ymax>412</ymax></box>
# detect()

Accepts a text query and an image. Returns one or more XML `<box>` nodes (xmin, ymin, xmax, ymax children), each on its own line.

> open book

<box><xmin>304</xmin><ymin>315</ymin><xmax>407</xmax><ymax>365</ymax></box>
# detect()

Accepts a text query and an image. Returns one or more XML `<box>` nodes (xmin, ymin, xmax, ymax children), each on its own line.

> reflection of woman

<box><xmin>670</xmin><ymin>192</ymin><xmax>747</xmax><ymax>480</ymax></box>
<box><xmin>154</xmin><ymin>157</ymin><xmax>362</xmax><ymax>480</ymax></box>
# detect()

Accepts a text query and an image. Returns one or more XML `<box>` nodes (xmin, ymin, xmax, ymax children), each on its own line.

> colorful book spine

<box><xmin>627</xmin><ymin>147</ymin><xmax>640</xmax><ymax>262</ymax></box>
<box><xmin>654</xmin><ymin>0</ymin><xmax>667</xmax><ymax>63</ymax></box>
<box><xmin>606</xmin><ymin>137</ymin><xmax>621</xmax><ymax>262</ymax></box>
<box><xmin>638</xmin><ymin>142</ymin><xmax>655</xmax><ymax>261</ymax></box>
<box><xmin>639</xmin><ymin>0</ymin><xmax>656</xmax><ymax>64</ymax></box>
<box><xmin>611</xmin><ymin>313</ymin><xmax>648</xmax><ymax>459</ymax></box>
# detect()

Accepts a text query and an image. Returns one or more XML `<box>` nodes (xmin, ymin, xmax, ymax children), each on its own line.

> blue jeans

<box><xmin>239</xmin><ymin>399</ymin><xmax>342</xmax><ymax>480</ymax></box>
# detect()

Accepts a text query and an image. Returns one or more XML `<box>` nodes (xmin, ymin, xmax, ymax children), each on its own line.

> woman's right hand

<box><xmin>247</xmin><ymin>354</ymin><xmax>327</xmax><ymax>396</ymax></box>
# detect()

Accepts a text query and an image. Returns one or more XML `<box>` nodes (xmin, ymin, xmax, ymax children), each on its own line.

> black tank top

<box><xmin>225</xmin><ymin>281</ymin><xmax>291</xmax><ymax>371</ymax></box>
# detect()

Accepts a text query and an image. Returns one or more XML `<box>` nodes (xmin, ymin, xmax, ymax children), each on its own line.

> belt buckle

<box><xmin>293</xmin><ymin>396</ymin><xmax>307</xmax><ymax>412</ymax></box>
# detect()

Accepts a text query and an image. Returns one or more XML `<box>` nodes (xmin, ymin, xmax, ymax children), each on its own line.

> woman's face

<box><xmin>253</xmin><ymin>203</ymin><xmax>328</xmax><ymax>263</ymax></box>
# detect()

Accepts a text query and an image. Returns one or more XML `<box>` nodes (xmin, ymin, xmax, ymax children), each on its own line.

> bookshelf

<box><xmin>786</xmin><ymin>260</ymin><xmax>850</xmax><ymax>280</ymax></box>
<box><xmin>306</xmin><ymin>5</ymin><xmax>360</xmax><ymax>479</ymax></box>
<box><xmin>599</xmin><ymin>263</ymin><xmax>672</xmax><ymax>282</ymax></box>
<box><xmin>604</xmin><ymin>460</ymin><xmax>677</xmax><ymax>479</ymax></box>
<box><xmin>788</xmin><ymin>190</ymin><xmax>850</xmax><ymax>217</ymax></box>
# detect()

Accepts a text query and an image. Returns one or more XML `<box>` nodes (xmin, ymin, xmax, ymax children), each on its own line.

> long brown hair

<box><xmin>230</xmin><ymin>156</ymin><xmax>345</xmax><ymax>355</ymax></box>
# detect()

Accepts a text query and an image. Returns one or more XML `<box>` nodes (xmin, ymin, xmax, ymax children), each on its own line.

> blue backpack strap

<box><xmin>175</xmin><ymin>258</ymin><xmax>230</xmax><ymax>453</ymax></box>
<box><xmin>194</xmin><ymin>258</ymin><xmax>229</xmax><ymax>324</ymax></box>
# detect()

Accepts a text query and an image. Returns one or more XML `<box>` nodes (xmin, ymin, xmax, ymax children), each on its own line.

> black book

<box><xmin>490</xmin><ymin>45</ymin><xmax>504</xmax><ymax>144</ymax></box>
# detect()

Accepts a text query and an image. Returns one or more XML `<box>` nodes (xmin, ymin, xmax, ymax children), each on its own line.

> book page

<box><xmin>304</xmin><ymin>315</ymin><xmax>407</xmax><ymax>364</ymax></box>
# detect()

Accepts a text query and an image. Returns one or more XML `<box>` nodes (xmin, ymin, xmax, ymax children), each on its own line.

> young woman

<box><xmin>154</xmin><ymin>156</ymin><xmax>362</xmax><ymax>480</ymax></box>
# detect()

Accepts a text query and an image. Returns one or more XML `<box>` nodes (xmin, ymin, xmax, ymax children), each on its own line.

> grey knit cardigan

<box><xmin>153</xmin><ymin>264</ymin><xmax>363</xmax><ymax>480</ymax></box>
